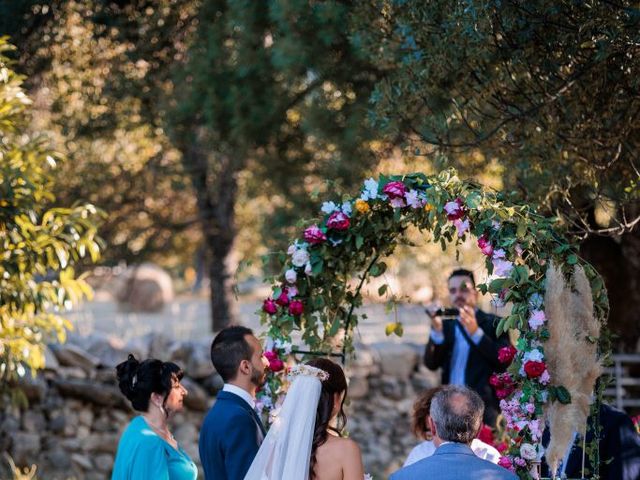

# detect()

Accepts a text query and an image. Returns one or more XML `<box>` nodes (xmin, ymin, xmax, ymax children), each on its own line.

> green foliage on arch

<box><xmin>257</xmin><ymin>169</ymin><xmax>608</xmax><ymax>477</ymax></box>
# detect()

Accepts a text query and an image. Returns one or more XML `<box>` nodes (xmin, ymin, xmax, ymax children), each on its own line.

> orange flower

<box><xmin>355</xmin><ymin>199</ymin><xmax>370</xmax><ymax>214</ymax></box>
<box><xmin>424</xmin><ymin>203</ymin><xmax>434</xmax><ymax>212</ymax></box>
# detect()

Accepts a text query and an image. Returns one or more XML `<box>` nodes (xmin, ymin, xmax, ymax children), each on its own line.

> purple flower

<box><xmin>303</xmin><ymin>225</ymin><xmax>327</xmax><ymax>244</ymax></box>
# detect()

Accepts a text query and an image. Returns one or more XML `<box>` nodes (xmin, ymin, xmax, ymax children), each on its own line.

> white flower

<box><xmin>361</xmin><ymin>178</ymin><xmax>379</xmax><ymax>200</ymax></box>
<box><xmin>285</xmin><ymin>269</ymin><xmax>297</xmax><ymax>284</ymax></box>
<box><xmin>304</xmin><ymin>262</ymin><xmax>313</xmax><ymax>275</ymax></box>
<box><xmin>520</xmin><ymin>443</ymin><xmax>538</xmax><ymax>461</ymax></box>
<box><xmin>341</xmin><ymin>201</ymin><xmax>352</xmax><ymax>216</ymax></box>
<box><xmin>389</xmin><ymin>197</ymin><xmax>406</xmax><ymax>208</ymax></box>
<box><xmin>321</xmin><ymin>201</ymin><xmax>338</xmax><ymax>214</ymax></box>
<box><xmin>405</xmin><ymin>189</ymin><xmax>423</xmax><ymax>209</ymax></box>
<box><xmin>492</xmin><ymin>248</ymin><xmax>506</xmax><ymax>259</ymax></box>
<box><xmin>454</xmin><ymin>218</ymin><xmax>470</xmax><ymax>237</ymax></box>
<box><xmin>291</xmin><ymin>249</ymin><xmax>310</xmax><ymax>267</ymax></box>
<box><xmin>528</xmin><ymin>310</ymin><xmax>546</xmax><ymax>330</ymax></box>
<box><xmin>274</xmin><ymin>339</ymin><xmax>292</xmax><ymax>354</ymax></box>
<box><xmin>523</xmin><ymin>348</ymin><xmax>544</xmax><ymax>363</ymax></box>
<box><xmin>287</xmin><ymin>244</ymin><xmax>297</xmax><ymax>255</ymax></box>
<box><xmin>492</xmin><ymin>258</ymin><xmax>514</xmax><ymax>277</ymax></box>
<box><xmin>491</xmin><ymin>220</ymin><xmax>501</xmax><ymax>230</ymax></box>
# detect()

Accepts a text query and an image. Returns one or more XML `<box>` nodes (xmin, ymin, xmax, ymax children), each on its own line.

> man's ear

<box><xmin>238</xmin><ymin>358</ymin><xmax>250</xmax><ymax>376</ymax></box>
<box><xmin>428</xmin><ymin>417</ymin><xmax>438</xmax><ymax>438</ymax></box>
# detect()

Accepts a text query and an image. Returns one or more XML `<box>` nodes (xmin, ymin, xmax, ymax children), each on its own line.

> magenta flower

<box><xmin>288</xmin><ymin>300</ymin><xmax>304</xmax><ymax>316</ymax></box>
<box><xmin>382</xmin><ymin>181</ymin><xmax>406</xmax><ymax>199</ymax></box>
<box><xmin>262</xmin><ymin>298</ymin><xmax>278</xmax><ymax>315</ymax></box>
<box><xmin>326</xmin><ymin>211</ymin><xmax>350</xmax><ymax>230</ymax></box>
<box><xmin>477</xmin><ymin>234</ymin><xmax>494</xmax><ymax>256</ymax></box>
<box><xmin>303</xmin><ymin>225</ymin><xmax>327</xmax><ymax>244</ymax></box>
<box><xmin>275</xmin><ymin>289</ymin><xmax>290</xmax><ymax>306</ymax></box>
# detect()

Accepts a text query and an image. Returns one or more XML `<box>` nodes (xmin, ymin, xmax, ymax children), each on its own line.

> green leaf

<box><xmin>567</xmin><ymin>254</ymin><xmax>578</xmax><ymax>265</ymax></box>
<box><xmin>328</xmin><ymin>317</ymin><xmax>341</xmax><ymax>337</ymax></box>
<box><xmin>355</xmin><ymin>234</ymin><xmax>364</xmax><ymax>250</ymax></box>
<box><xmin>555</xmin><ymin>386</ymin><xmax>572</xmax><ymax>404</ymax></box>
<box><xmin>378</xmin><ymin>284</ymin><xmax>388</xmax><ymax>297</ymax></box>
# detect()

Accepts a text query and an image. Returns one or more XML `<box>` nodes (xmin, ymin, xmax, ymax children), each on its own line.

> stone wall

<box><xmin>0</xmin><ymin>334</ymin><xmax>439</xmax><ymax>479</ymax></box>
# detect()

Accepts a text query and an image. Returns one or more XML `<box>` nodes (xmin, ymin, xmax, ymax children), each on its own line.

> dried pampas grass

<box><xmin>543</xmin><ymin>262</ymin><xmax>602</xmax><ymax>476</ymax></box>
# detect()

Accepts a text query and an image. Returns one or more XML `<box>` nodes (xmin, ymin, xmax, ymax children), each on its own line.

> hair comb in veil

<box><xmin>287</xmin><ymin>364</ymin><xmax>329</xmax><ymax>382</ymax></box>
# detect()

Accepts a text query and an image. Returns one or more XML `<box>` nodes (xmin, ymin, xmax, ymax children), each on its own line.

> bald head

<box><xmin>430</xmin><ymin>385</ymin><xmax>484</xmax><ymax>444</ymax></box>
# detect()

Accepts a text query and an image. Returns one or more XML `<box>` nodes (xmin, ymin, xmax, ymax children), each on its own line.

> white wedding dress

<box><xmin>244</xmin><ymin>365</ymin><xmax>370</xmax><ymax>480</ymax></box>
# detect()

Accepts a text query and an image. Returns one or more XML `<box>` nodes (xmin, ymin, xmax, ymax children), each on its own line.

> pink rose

<box><xmin>262</xmin><ymin>298</ymin><xmax>278</xmax><ymax>314</ymax></box>
<box><xmin>382</xmin><ymin>181</ymin><xmax>406</xmax><ymax>199</ymax></box>
<box><xmin>477</xmin><ymin>234</ymin><xmax>494</xmax><ymax>256</ymax></box>
<box><xmin>498</xmin><ymin>345</ymin><xmax>517</xmax><ymax>365</ymax></box>
<box><xmin>528</xmin><ymin>310</ymin><xmax>546</xmax><ymax>330</ymax></box>
<box><xmin>303</xmin><ymin>225</ymin><xmax>327</xmax><ymax>244</ymax></box>
<box><xmin>524</xmin><ymin>360</ymin><xmax>546</xmax><ymax>378</ymax></box>
<box><xmin>444</xmin><ymin>197</ymin><xmax>465</xmax><ymax>220</ymax></box>
<box><xmin>275</xmin><ymin>289</ymin><xmax>290</xmax><ymax>306</ymax></box>
<box><xmin>288</xmin><ymin>300</ymin><xmax>304</xmax><ymax>316</ymax></box>
<box><xmin>326</xmin><ymin>211</ymin><xmax>350</xmax><ymax>230</ymax></box>
<box><xmin>498</xmin><ymin>456</ymin><xmax>514</xmax><ymax>472</ymax></box>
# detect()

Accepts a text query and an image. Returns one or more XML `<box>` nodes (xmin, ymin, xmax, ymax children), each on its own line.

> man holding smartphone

<box><xmin>424</xmin><ymin>268</ymin><xmax>511</xmax><ymax>427</ymax></box>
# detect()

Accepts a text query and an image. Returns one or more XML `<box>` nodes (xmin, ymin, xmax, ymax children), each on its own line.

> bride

<box><xmin>244</xmin><ymin>358</ymin><xmax>366</xmax><ymax>480</ymax></box>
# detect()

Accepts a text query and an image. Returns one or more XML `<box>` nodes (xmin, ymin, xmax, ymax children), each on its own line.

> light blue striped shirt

<box><xmin>430</xmin><ymin>318</ymin><xmax>484</xmax><ymax>385</ymax></box>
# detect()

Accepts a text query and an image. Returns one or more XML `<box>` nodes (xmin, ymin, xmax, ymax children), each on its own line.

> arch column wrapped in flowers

<box><xmin>257</xmin><ymin>169</ymin><xmax>608</xmax><ymax>479</ymax></box>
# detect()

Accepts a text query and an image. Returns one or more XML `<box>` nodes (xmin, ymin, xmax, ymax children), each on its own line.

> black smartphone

<box><xmin>425</xmin><ymin>307</ymin><xmax>460</xmax><ymax>317</ymax></box>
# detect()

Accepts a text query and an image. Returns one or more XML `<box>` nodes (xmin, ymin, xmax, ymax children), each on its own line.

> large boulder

<box><xmin>116</xmin><ymin>263</ymin><xmax>174</xmax><ymax>312</ymax></box>
<box><xmin>369</xmin><ymin>342</ymin><xmax>419</xmax><ymax>380</ymax></box>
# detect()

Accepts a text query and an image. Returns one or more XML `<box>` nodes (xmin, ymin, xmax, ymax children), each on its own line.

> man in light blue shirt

<box><xmin>424</xmin><ymin>269</ymin><xmax>511</xmax><ymax>426</ymax></box>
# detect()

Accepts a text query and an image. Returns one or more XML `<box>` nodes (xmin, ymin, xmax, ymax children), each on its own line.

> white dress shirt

<box><xmin>222</xmin><ymin>383</ymin><xmax>255</xmax><ymax>409</ymax></box>
<box><xmin>430</xmin><ymin>315</ymin><xmax>484</xmax><ymax>385</ymax></box>
<box><xmin>404</xmin><ymin>439</ymin><xmax>501</xmax><ymax>467</ymax></box>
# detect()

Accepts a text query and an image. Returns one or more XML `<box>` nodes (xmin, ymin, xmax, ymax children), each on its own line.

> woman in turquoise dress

<box><xmin>112</xmin><ymin>354</ymin><xmax>198</xmax><ymax>480</ymax></box>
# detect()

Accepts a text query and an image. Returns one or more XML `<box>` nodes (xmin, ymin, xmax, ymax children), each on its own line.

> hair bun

<box><xmin>116</xmin><ymin>354</ymin><xmax>140</xmax><ymax>399</ymax></box>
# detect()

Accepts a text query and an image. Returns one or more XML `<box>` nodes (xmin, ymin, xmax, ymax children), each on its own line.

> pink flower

<box><xmin>326</xmin><ymin>211</ymin><xmax>350</xmax><ymax>230</ymax></box>
<box><xmin>262</xmin><ymin>298</ymin><xmax>278</xmax><ymax>315</ymax></box>
<box><xmin>275</xmin><ymin>289</ymin><xmax>290</xmax><ymax>306</ymax></box>
<box><xmin>498</xmin><ymin>345</ymin><xmax>517</xmax><ymax>365</ymax></box>
<box><xmin>515</xmin><ymin>243</ymin><xmax>524</xmax><ymax>257</ymax></box>
<box><xmin>453</xmin><ymin>218</ymin><xmax>470</xmax><ymax>237</ymax></box>
<box><xmin>540</xmin><ymin>369</ymin><xmax>551</xmax><ymax>385</ymax></box>
<box><xmin>528</xmin><ymin>310</ymin><xmax>546</xmax><ymax>330</ymax></box>
<box><xmin>525</xmin><ymin>403</ymin><xmax>535</xmax><ymax>414</ymax></box>
<box><xmin>514</xmin><ymin>457</ymin><xmax>527</xmax><ymax>467</ymax></box>
<box><xmin>477</xmin><ymin>234</ymin><xmax>494</xmax><ymax>256</ymax></box>
<box><xmin>444</xmin><ymin>197</ymin><xmax>465</xmax><ymax>220</ymax></box>
<box><xmin>498</xmin><ymin>456</ymin><xmax>514</xmax><ymax>472</ymax></box>
<box><xmin>287</xmin><ymin>286</ymin><xmax>298</xmax><ymax>298</ymax></box>
<box><xmin>303</xmin><ymin>225</ymin><xmax>327</xmax><ymax>244</ymax></box>
<box><xmin>288</xmin><ymin>300</ymin><xmax>304</xmax><ymax>316</ymax></box>
<box><xmin>524</xmin><ymin>360</ymin><xmax>546</xmax><ymax>378</ymax></box>
<box><xmin>389</xmin><ymin>197</ymin><xmax>406</xmax><ymax>208</ymax></box>
<box><xmin>382</xmin><ymin>181</ymin><xmax>406</xmax><ymax>199</ymax></box>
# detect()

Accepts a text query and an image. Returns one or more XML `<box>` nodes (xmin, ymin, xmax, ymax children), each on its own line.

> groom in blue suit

<box><xmin>199</xmin><ymin>326</ymin><xmax>268</xmax><ymax>480</ymax></box>
<box><xmin>391</xmin><ymin>385</ymin><xmax>517</xmax><ymax>480</ymax></box>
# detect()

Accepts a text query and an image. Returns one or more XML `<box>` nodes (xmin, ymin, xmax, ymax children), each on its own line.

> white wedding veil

<box><xmin>244</xmin><ymin>364</ymin><xmax>329</xmax><ymax>480</ymax></box>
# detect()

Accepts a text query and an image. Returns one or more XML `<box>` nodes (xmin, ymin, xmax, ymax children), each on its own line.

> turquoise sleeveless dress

<box><xmin>111</xmin><ymin>416</ymin><xmax>198</xmax><ymax>480</ymax></box>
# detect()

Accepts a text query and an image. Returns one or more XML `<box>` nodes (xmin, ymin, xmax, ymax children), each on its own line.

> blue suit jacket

<box><xmin>391</xmin><ymin>443</ymin><xmax>518</xmax><ymax>480</ymax></box>
<box><xmin>199</xmin><ymin>390</ymin><xmax>266</xmax><ymax>480</ymax></box>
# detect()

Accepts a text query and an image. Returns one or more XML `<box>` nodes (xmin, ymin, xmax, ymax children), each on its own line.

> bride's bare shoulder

<box><xmin>322</xmin><ymin>435</ymin><xmax>362</xmax><ymax>457</ymax></box>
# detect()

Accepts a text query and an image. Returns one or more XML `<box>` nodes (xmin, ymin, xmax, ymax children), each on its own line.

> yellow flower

<box><xmin>355</xmin><ymin>199</ymin><xmax>370</xmax><ymax>214</ymax></box>
<box><xmin>424</xmin><ymin>203</ymin><xmax>434</xmax><ymax>212</ymax></box>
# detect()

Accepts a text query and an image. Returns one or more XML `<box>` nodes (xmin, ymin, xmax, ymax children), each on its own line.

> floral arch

<box><xmin>257</xmin><ymin>169</ymin><xmax>608</xmax><ymax>478</ymax></box>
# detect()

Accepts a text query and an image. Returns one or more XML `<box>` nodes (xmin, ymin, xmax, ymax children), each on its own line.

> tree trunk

<box><xmin>580</xmin><ymin>228</ymin><xmax>640</xmax><ymax>352</ymax></box>
<box><xmin>183</xmin><ymin>141</ymin><xmax>241</xmax><ymax>332</ymax></box>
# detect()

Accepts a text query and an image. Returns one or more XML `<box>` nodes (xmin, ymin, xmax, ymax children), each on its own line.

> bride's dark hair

<box><xmin>306</xmin><ymin>358</ymin><xmax>348</xmax><ymax>480</ymax></box>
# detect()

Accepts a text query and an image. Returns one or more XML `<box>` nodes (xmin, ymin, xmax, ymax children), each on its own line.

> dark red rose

<box><xmin>524</xmin><ymin>360</ymin><xmax>546</xmax><ymax>378</ymax></box>
<box><xmin>498</xmin><ymin>345</ymin><xmax>517</xmax><ymax>365</ymax></box>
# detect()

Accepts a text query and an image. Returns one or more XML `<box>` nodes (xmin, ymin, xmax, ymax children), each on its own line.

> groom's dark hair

<box><xmin>210</xmin><ymin>326</ymin><xmax>254</xmax><ymax>382</ymax></box>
